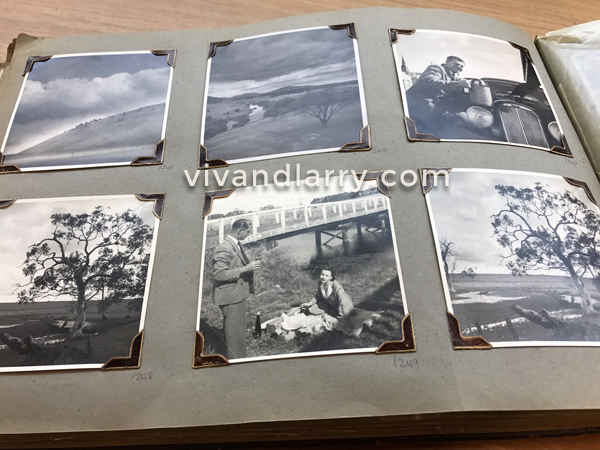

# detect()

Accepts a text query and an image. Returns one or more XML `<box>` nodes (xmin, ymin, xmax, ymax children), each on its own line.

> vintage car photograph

<box><xmin>394</xmin><ymin>30</ymin><xmax>564</xmax><ymax>151</ymax></box>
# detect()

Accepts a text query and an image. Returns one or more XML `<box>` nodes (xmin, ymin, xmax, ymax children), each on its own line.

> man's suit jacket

<box><xmin>212</xmin><ymin>236</ymin><xmax>254</xmax><ymax>307</ymax></box>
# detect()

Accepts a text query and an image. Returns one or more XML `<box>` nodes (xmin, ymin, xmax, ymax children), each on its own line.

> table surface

<box><xmin>1</xmin><ymin>1</ymin><xmax>600</xmax><ymax>449</ymax></box>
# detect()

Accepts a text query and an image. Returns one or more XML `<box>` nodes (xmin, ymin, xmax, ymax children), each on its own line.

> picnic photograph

<box><xmin>201</xmin><ymin>26</ymin><xmax>367</xmax><ymax>164</ymax></box>
<box><xmin>394</xmin><ymin>30</ymin><xmax>563</xmax><ymax>151</ymax></box>
<box><xmin>427</xmin><ymin>169</ymin><xmax>600</xmax><ymax>346</ymax></box>
<box><xmin>0</xmin><ymin>195</ymin><xmax>159</xmax><ymax>372</ymax></box>
<box><xmin>197</xmin><ymin>176</ymin><xmax>407</xmax><ymax>362</ymax></box>
<box><xmin>1</xmin><ymin>51</ymin><xmax>173</xmax><ymax>171</ymax></box>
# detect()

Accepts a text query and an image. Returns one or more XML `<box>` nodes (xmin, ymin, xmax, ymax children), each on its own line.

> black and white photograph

<box><xmin>0</xmin><ymin>195</ymin><xmax>159</xmax><ymax>372</ymax></box>
<box><xmin>201</xmin><ymin>27</ymin><xmax>367</xmax><ymax>164</ymax></box>
<box><xmin>427</xmin><ymin>169</ymin><xmax>600</xmax><ymax>346</ymax></box>
<box><xmin>1</xmin><ymin>51</ymin><xmax>173</xmax><ymax>171</ymax></box>
<box><xmin>393</xmin><ymin>30</ymin><xmax>564</xmax><ymax>151</ymax></box>
<box><xmin>197</xmin><ymin>177</ymin><xmax>407</xmax><ymax>362</ymax></box>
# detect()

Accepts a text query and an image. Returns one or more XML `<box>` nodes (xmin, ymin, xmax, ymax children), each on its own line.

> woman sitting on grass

<box><xmin>300</xmin><ymin>268</ymin><xmax>379</xmax><ymax>337</ymax></box>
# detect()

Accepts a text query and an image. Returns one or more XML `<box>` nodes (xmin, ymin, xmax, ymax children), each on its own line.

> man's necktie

<box><xmin>238</xmin><ymin>243</ymin><xmax>250</xmax><ymax>265</ymax></box>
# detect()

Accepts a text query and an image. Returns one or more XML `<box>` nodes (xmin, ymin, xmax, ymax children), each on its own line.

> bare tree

<box><xmin>302</xmin><ymin>87</ymin><xmax>348</xmax><ymax>127</ymax></box>
<box><xmin>439</xmin><ymin>237</ymin><xmax>457</xmax><ymax>293</ymax></box>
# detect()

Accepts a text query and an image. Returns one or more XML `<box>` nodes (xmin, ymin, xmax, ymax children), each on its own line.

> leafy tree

<box><xmin>491</xmin><ymin>182</ymin><xmax>600</xmax><ymax>316</ymax></box>
<box><xmin>302</xmin><ymin>86</ymin><xmax>348</xmax><ymax>127</ymax></box>
<box><xmin>16</xmin><ymin>207</ymin><xmax>153</xmax><ymax>337</ymax></box>
<box><xmin>439</xmin><ymin>237</ymin><xmax>457</xmax><ymax>293</ymax></box>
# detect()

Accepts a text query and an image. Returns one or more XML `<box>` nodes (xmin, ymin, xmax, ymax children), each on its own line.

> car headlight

<box><xmin>548</xmin><ymin>121</ymin><xmax>562</xmax><ymax>142</ymax></box>
<box><xmin>466</xmin><ymin>106</ymin><xmax>494</xmax><ymax>129</ymax></box>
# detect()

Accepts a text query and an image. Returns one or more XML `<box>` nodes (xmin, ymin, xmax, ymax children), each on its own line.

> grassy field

<box><xmin>204</xmin><ymin>83</ymin><xmax>363</xmax><ymax>160</ymax></box>
<box><xmin>0</xmin><ymin>300</ymin><xmax>141</xmax><ymax>368</ymax></box>
<box><xmin>200</xmin><ymin>231</ymin><xmax>405</xmax><ymax>359</ymax></box>
<box><xmin>450</xmin><ymin>274</ymin><xmax>600</xmax><ymax>342</ymax></box>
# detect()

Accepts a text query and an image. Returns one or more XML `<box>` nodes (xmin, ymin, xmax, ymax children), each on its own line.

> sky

<box><xmin>207</xmin><ymin>27</ymin><xmax>359</xmax><ymax>98</ymax></box>
<box><xmin>397</xmin><ymin>30</ymin><xmax>525</xmax><ymax>82</ymax></box>
<box><xmin>209</xmin><ymin>174</ymin><xmax>381</xmax><ymax>216</ymax></box>
<box><xmin>3</xmin><ymin>52</ymin><xmax>171</xmax><ymax>154</ymax></box>
<box><xmin>428</xmin><ymin>170</ymin><xmax>597</xmax><ymax>275</ymax></box>
<box><xmin>0</xmin><ymin>196</ymin><xmax>157</xmax><ymax>303</ymax></box>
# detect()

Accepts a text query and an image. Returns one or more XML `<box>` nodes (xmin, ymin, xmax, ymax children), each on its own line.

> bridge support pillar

<box><xmin>356</xmin><ymin>221</ymin><xmax>363</xmax><ymax>239</ymax></box>
<box><xmin>342</xmin><ymin>229</ymin><xmax>350</xmax><ymax>255</ymax></box>
<box><xmin>315</xmin><ymin>231</ymin><xmax>322</xmax><ymax>256</ymax></box>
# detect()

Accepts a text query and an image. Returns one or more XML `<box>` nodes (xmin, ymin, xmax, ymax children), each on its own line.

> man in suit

<box><xmin>212</xmin><ymin>218</ymin><xmax>260</xmax><ymax>359</ymax></box>
<box><xmin>405</xmin><ymin>55</ymin><xmax>469</xmax><ymax>132</ymax></box>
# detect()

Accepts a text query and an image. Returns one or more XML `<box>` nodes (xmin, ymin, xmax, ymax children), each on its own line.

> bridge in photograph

<box><xmin>206</xmin><ymin>194</ymin><xmax>392</xmax><ymax>253</ymax></box>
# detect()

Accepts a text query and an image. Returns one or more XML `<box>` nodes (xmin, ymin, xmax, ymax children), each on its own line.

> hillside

<box><xmin>6</xmin><ymin>103</ymin><xmax>166</xmax><ymax>167</ymax></box>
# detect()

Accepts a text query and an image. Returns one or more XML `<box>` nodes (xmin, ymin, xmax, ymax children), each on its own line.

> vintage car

<box><xmin>429</xmin><ymin>56</ymin><xmax>563</xmax><ymax>150</ymax></box>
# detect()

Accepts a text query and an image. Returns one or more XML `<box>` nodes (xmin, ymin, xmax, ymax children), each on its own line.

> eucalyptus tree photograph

<box><xmin>201</xmin><ymin>26</ymin><xmax>367</xmax><ymax>164</ymax></box>
<box><xmin>427</xmin><ymin>169</ymin><xmax>600</xmax><ymax>346</ymax></box>
<box><xmin>0</xmin><ymin>195</ymin><xmax>160</xmax><ymax>372</ymax></box>
<box><xmin>1</xmin><ymin>51</ymin><xmax>173</xmax><ymax>171</ymax></box>
<box><xmin>197</xmin><ymin>176</ymin><xmax>407</xmax><ymax>362</ymax></box>
<box><xmin>393</xmin><ymin>30</ymin><xmax>564</xmax><ymax>152</ymax></box>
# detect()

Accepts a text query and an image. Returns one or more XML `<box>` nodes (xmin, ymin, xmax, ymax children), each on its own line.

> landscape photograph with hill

<box><xmin>0</xmin><ymin>195</ymin><xmax>158</xmax><ymax>371</ymax></box>
<box><xmin>202</xmin><ymin>27</ymin><xmax>367</xmax><ymax>163</ymax></box>
<box><xmin>428</xmin><ymin>169</ymin><xmax>600</xmax><ymax>346</ymax></box>
<box><xmin>1</xmin><ymin>52</ymin><xmax>172</xmax><ymax>170</ymax></box>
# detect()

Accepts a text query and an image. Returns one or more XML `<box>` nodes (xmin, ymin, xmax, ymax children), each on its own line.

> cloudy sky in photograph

<box><xmin>428</xmin><ymin>170</ymin><xmax>596</xmax><ymax>275</ymax></box>
<box><xmin>397</xmin><ymin>30</ymin><xmax>526</xmax><ymax>82</ymax></box>
<box><xmin>0</xmin><ymin>196</ymin><xmax>157</xmax><ymax>303</ymax></box>
<box><xmin>207</xmin><ymin>27</ymin><xmax>359</xmax><ymax>98</ymax></box>
<box><xmin>3</xmin><ymin>52</ymin><xmax>171</xmax><ymax>154</ymax></box>
<box><xmin>209</xmin><ymin>174</ymin><xmax>381</xmax><ymax>216</ymax></box>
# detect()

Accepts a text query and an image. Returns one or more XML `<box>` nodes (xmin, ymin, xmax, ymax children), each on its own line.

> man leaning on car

<box><xmin>405</xmin><ymin>55</ymin><xmax>469</xmax><ymax>133</ymax></box>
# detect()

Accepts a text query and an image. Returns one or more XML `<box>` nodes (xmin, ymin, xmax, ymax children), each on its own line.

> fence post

<box><xmin>218</xmin><ymin>220</ymin><xmax>224</xmax><ymax>243</ymax></box>
<box><xmin>322</xmin><ymin>204</ymin><xmax>327</xmax><ymax>221</ymax></box>
<box><xmin>304</xmin><ymin>206</ymin><xmax>309</xmax><ymax>226</ymax></box>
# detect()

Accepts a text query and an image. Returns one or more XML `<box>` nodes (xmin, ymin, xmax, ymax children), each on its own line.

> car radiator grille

<box><xmin>498</xmin><ymin>104</ymin><xmax>548</xmax><ymax>148</ymax></box>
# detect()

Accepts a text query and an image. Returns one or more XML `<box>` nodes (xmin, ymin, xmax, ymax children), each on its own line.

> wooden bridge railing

<box><xmin>207</xmin><ymin>194</ymin><xmax>389</xmax><ymax>243</ymax></box>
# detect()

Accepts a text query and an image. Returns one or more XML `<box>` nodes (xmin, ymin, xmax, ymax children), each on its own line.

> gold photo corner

<box><xmin>131</xmin><ymin>139</ymin><xmax>165</xmax><ymax>166</ymax></box>
<box><xmin>389</xmin><ymin>28</ymin><xmax>415</xmax><ymax>45</ymax></box>
<box><xmin>101</xmin><ymin>330</ymin><xmax>144</xmax><ymax>370</ymax></box>
<box><xmin>203</xmin><ymin>188</ymin><xmax>235</xmax><ymax>218</ymax></box>
<box><xmin>550</xmin><ymin>135</ymin><xmax>573</xmax><ymax>157</ymax></box>
<box><xmin>329</xmin><ymin>23</ymin><xmax>357</xmax><ymax>39</ymax></box>
<box><xmin>208</xmin><ymin>40</ymin><xmax>234</xmax><ymax>59</ymax></box>
<box><xmin>357</xmin><ymin>170</ymin><xmax>392</xmax><ymax>197</ymax></box>
<box><xmin>22</xmin><ymin>55</ymin><xmax>52</xmax><ymax>76</ymax></box>
<box><xmin>405</xmin><ymin>117</ymin><xmax>441</xmax><ymax>142</ymax></box>
<box><xmin>447</xmin><ymin>311</ymin><xmax>492</xmax><ymax>350</ymax></box>
<box><xmin>193</xmin><ymin>331</ymin><xmax>229</xmax><ymax>369</ymax></box>
<box><xmin>564</xmin><ymin>177</ymin><xmax>598</xmax><ymax>207</ymax></box>
<box><xmin>198</xmin><ymin>144</ymin><xmax>228</xmax><ymax>170</ymax></box>
<box><xmin>0</xmin><ymin>199</ymin><xmax>17</xmax><ymax>209</ymax></box>
<box><xmin>339</xmin><ymin>125</ymin><xmax>371</xmax><ymax>152</ymax></box>
<box><xmin>375</xmin><ymin>313</ymin><xmax>416</xmax><ymax>354</ymax></box>
<box><xmin>134</xmin><ymin>193</ymin><xmax>166</xmax><ymax>220</ymax></box>
<box><xmin>150</xmin><ymin>49</ymin><xmax>176</xmax><ymax>67</ymax></box>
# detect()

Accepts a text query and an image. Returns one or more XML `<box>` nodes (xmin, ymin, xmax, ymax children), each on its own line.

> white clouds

<box><xmin>5</xmin><ymin>66</ymin><xmax>171</xmax><ymax>154</ymax></box>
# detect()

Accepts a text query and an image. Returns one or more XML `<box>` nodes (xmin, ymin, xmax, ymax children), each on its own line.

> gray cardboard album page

<box><xmin>0</xmin><ymin>7</ymin><xmax>599</xmax><ymax>445</ymax></box>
